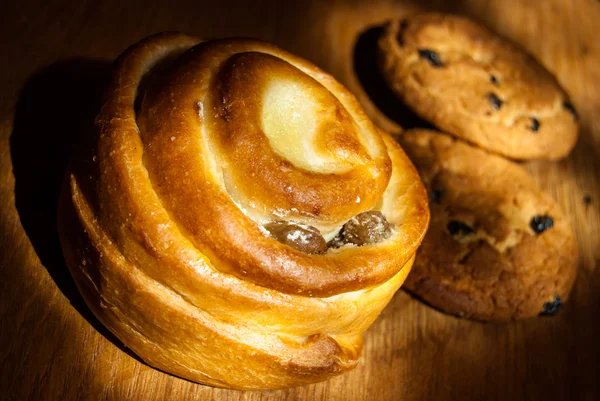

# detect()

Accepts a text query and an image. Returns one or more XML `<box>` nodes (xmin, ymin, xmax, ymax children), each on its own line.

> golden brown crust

<box><xmin>378</xmin><ymin>14</ymin><xmax>579</xmax><ymax>160</ymax></box>
<box><xmin>57</xmin><ymin>33</ymin><xmax>429</xmax><ymax>389</ymax></box>
<box><xmin>398</xmin><ymin>129</ymin><xmax>578</xmax><ymax>321</ymax></box>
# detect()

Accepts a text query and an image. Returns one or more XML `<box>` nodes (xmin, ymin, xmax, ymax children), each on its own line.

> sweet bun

<box><xmin>58</xmin><ymin>33</ymin><xmax>429</xmax><ymax>389</ymax></box>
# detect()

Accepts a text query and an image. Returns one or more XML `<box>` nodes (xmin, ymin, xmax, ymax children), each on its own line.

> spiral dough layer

<box><xmin>58</xmin><ymin>33</ymin><xmax>429</xmax><ymax>389</ymax></box>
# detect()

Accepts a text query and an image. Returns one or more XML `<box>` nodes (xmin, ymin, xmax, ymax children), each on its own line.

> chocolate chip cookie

<box><xmin>398</xmin><ymin>129</ymin><xmax>578</xmax><ymax>320</ymax></box>
<box><xmin>378</xmin><ymin>13</ymin><xmax>579</xmax><ymax>160</ymax></box>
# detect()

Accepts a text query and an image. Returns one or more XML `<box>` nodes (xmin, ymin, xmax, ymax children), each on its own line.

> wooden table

<box><xmin>1</xmin><ymin>0</ymin><xmax>599</xmax><ymax>400</ymax></box>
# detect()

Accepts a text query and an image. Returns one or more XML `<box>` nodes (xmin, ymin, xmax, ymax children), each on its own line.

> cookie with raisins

<box><xmin>398</xmin><ymin>129</ymin><xmax>577</xmax><ymax>320</ymax></box>
<box><xmin>378</xmin><ymin>13</ymin><xmax>579</xmax><ymax>160</ymax></box>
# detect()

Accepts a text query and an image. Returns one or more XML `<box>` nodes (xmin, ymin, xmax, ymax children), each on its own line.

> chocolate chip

<box><xmin>429</xmin><ymin>189</ymin><xmax>444</xmax><ymax>204</ymax></box>
<box><xmin>529</xmin><ymin>117</ymin><xmax>540</xmax><ymax>132</ymax></box>
<box><xmin>540</xmin><ymin>296</ymin><xmax>562</xmax><ymax>316</ymax></box>
<box><xmin>487</xmin><ymin>93</ymin><xmax>503</xmax><ymax>110</ymax></box>
<box><xmin>583</xmin><ymin>194</ymin><xmax>592</xmax><ymax>205</ymax></box>
<box><xmin>447</xmin><ymin>220</ymin><xmax>474</xmax><ymax>236</ymax></box>
<box><xmin>490</xmin><ymin>75</ymin><xmax>499</xmax><ymax>85</ymax></box>
<box><xmin>341</xmin><ymin>211</ymin><xmax>391</xmax><ymax>246</ymax></box>
<box><xmin>530</xmin><ymin>215</ymin><xmax>554</xmax><ymax>234</ymax></box>
<box><xmin>264</xmin><ymin>221</ymin><xmax>327</xmax><ymax>254</ymax></box>
<box><xmin>563</xmin><ymin>101</ymin><xmax>578</xmax><ymax>120</ymax></box>
<box><xmin>418</xmin><ymin>49</ymin><xmax>443</xmax><ymax>67</ymax></box>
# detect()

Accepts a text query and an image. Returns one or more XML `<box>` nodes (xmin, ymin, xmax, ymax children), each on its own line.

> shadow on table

<box><xmin>353</xmin><ymin>25</ymin><xmax>434</xmax><ymax>131</ymax></box>
<box><xmin>9</xmin><ymin>59</ymin><xmax>143</xmax><ymax>364</ymax></box>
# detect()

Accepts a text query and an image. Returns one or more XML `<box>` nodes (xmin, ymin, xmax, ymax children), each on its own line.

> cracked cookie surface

<box><xmin>398</xmin><ymin>129</ymin><xmax>578</xmax><ymax>320</ymax></box>
<box><xmin>379</xmin><ymin>13</ymin><xmax>579</xmax><ymax>160</ymax></box>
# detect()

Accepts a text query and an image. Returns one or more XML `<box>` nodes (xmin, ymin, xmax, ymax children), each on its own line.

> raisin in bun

<box><xmin>57</xmin><ymin>33</ymin><xmax>429</xmax><ymax>390</ymax></box>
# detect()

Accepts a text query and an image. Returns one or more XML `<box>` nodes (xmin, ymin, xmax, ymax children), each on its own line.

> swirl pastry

<box><xmin>57</xmin><ymin>33</ymin><xmax>429</xmax><ymax>389</ymax></box>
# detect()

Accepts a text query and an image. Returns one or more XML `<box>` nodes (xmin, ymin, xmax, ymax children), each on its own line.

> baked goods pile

<box><xmin>57</xmin><ymin>12</ymin><xmax>580</xmax><ymax>389</ymax></box>
<box><xmin>57</xmin><ymin>33</ymin><xmax>429</xmax><ymax>389</ymax></box>
<box><xmin>376</xmin><ymin>13</ymin><xmax>578</xmax><ymax>320</ymax></box>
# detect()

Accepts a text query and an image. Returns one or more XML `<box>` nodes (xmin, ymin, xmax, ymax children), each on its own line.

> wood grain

<box><xmin>1</xmin><ymin>0</ymin><xmax>598</xmax><ymax>400</ymax></box>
